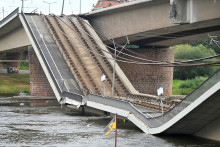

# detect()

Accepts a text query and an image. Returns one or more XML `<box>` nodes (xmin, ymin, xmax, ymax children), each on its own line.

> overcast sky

<box><xmin>0</xmin><ymin>0</ymin><xmax>98</xmax><ymax>19</ymax></box>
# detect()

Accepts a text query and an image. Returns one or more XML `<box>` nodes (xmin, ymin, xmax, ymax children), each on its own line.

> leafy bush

<box><xmin>173</xmin><ymin>44</ymin><xmax>216</xmax><ymax>59</ymax></box>
<box><xmin>171</xmin><ymin>44</ymin><xmax>216</xmax><ymax>80</ymax></box>
<box><xmin>172</xmin><ymin>76</ymin><xmax>208</xmax><ymax>95</ymax></box>
<box><xmin>190</xmin><ymin>37</ymin><xmax>220</xmax><ymax>54</ymax></box>
<box><xmin>179</xmin><ymin>76</ymin><xmax>208</xmax><ymax>89</ymax></box>
<box><xmin>20</xmin><ymin>62</ymin><xmax>29</xmax><ymax>70</ymax></box>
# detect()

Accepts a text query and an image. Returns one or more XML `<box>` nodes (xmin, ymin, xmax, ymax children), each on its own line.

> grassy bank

<box><xmin>0</xmin><ymin>73</ymin><xmax>207</xmax><ymax>96</ymax></box>
<box><xmin>172</xmin><ymin>77</ymin><xmax>207</xmax><ymax>95</ymax></box>
<box><xmin>0</xmin><ymin>74</ymin><xmax>30</xmax><ymax>94</ymax></box>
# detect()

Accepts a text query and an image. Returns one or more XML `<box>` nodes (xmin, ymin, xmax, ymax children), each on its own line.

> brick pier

<box><xmin>28</xmin><ymin>47</ymin><xmax>55</xmax><ymax>97</ymax></box>
<box><xmin>118</xmin><ymin>48</ymin><xmax>174</xmax><ymax>96</ymax></box>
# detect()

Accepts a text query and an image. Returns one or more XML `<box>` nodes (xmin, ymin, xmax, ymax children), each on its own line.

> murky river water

<box><xmin>0</xmin><ymin>98</ymin><xmax>219</xmax><ymax>147</ymax></box>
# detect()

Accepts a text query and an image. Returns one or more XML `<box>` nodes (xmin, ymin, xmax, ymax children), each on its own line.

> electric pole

<box><xmin>61</xmin><ymin>0</ymin><xmax>65</xmax><ymax>15</ymax></box>
<box><xmin>43</xmin><ymin>1</ymin><xmax>56</xmax><ymax>14</ymax></box>
<box><xmin>21</xmin><ymin>0</ymin><xmax>28</xmax><ymax>12</ymax></box>
<box><xmin>80</xmin><ymin>0</ymin><xmax>81</xmax><ymax>14</ymax></box>
<box><xmin>2</xmin><ymin>7</ymin><xmax>4</xmax><ymax>18</ymax></box>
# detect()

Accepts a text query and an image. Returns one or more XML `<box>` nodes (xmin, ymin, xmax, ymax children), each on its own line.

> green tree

<box><xmin>190</xmin><ymin>37</ymin><xmax>220</xmax><ymax>54</ymax></box>
<box><xmin>172</xmin><ymin>44</ymin><xmax>216</xmax><ymax>80</ymax></box>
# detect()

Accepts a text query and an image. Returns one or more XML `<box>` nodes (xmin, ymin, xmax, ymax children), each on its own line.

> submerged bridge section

<box><xmin>19</xmin><ymin>12</ymin><xmax>220</xmax><ymax>141</ymax></box>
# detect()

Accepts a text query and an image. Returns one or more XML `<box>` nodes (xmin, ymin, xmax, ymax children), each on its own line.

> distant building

<box><xmin>93</xmin><ymin>0</ymin><xmax>136</xmax><ymax>11</ymax></box>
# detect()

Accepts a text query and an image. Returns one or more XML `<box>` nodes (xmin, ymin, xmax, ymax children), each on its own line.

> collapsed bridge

<box><xmin>0</xmin><ymin>0</ymin><xmax>220</xmax><ymax>141</ymax></box>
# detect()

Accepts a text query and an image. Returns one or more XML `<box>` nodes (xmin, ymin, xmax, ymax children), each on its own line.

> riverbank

<box><xmin>0</xmin><ymin>73</ymin><xmax>195</xmax><ymax>96</ymax></box>
<box><xmin>0</xmin><ymin>96</ymin><xmax>59</xmax><ymax>107</ymax></box>
<box><xmin>0</xmin><ymin>74</ymin><xmax>30</xmax><ymax>95</ymax></box>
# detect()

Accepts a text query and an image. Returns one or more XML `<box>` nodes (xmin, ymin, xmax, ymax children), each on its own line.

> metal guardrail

<box><xmin>21</xmin><ymin>12</ymin><xmax>83</xmax><ymax>103</ymax></box>
<box><xmin>146</xmin><ymin>69</ymin><xmax>220</xmax><ymax>128</ymax></box>
<box><xmin>62</xmin><ymin>91</ymin><xmax>83</xmax><ymax>102</ymax></box>
<box><xmin>87</xmin><ymin>69</ymin><xmax>220</xmax><ymax>128</ymax></box>
<box><xmin>21</xmin><ymin>12</ymin><xmax>63</xmax><ymax>95</ymax></box>
<box><xmin>87</xmin><ymin>94</ymin><xmax>162</xmax><ymax>127</ymax></box>
<box><xmin>41</xmin><ymin>14</ymin><xmax>85</xmax><ymax>95</ymax></box>
<box><xmin>0</xmin><ymin>8</ymin><xmax>19</xmax><ymax>27</ymax></box>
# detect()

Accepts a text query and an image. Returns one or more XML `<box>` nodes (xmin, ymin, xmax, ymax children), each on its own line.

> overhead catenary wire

<box><xmin>72</xmin><ymin>15</ymin><xmax>220</xmax><ymax>65</ymax></box>
<box><xmin>75</xmin><ymin>15</ymin><xmax>220</xmax><ymax>65</ymax></box>
<box><xmin>49</xmin><ymin>14</ymin><xmax>220</xmax><ymax>67</ymax></box>
<box><xmin>164</xmin><ymin>62</ymin><xmax>220</xmax><ymax>67</ymax></box>
<box><xmin>56</xmin><ymin>14</ymin><xmax>164</xmax><ymax>64</ymax></box>
<box><xmin>47</xmin><ymin>15</ymin><xmax>164</xmax><ymax>65</ymax></box>
<box><xmin>53</xmin><ymin>14</ymin><xmax>220</xmax><ymax>66</ymax></box>
<box><xmin>48</xmin><ymin>15</ymin><xmax>172</xmax><ymax>65</ymax></box>
<box><xmin>51</xmin><ymin>14</ymin><xmax>180</xmax><ymax>65</ymax></box>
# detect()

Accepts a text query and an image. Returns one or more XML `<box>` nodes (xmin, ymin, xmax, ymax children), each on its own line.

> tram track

<box><xmin>42</xmin><ymin>14</ymin><xmax>175</xmax><ymax>112</ymax></box>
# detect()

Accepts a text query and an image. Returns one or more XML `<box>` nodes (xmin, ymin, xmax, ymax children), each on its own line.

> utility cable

<box><xmin>46</xmin><ymin>15</ymin><xmax>220</xmax><ymax>67</ymax></box>
<box><xmin>75</xmin><ymin>15</ymin><xmax>220</xmax><ymax>65</ymax></box>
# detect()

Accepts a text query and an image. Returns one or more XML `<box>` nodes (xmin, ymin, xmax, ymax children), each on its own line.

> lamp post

<box><xmin>20</xmin><ymin>0</ymin><xmax>28</xmax><ymax>12</ymax></box>
<box><xmin>79</xmin><ymin>0</ymin><xmax>81</xmax><ymax>14</ymax></box>
<box><xmin>2</xmin><ymin>7</ymin><xmax>4</xmax><ymax>18</ymax></box>
<box><xmin>43</xmin><ymin>1</ymin><xmax>56</xmax><ymax>14</ymax></box>
<box><xmin>101</xmin><ymin>75</ymin><xmax>106</xmax><ymax>97</ymax></box>
<box><xmin>61</xmin><ymin>0</ymin><xmax>65</xmax><ymax>15</ymax></box>
<box><xmin>157</xmin><ymin>87</ymin><xmax>164</xmax><ymax>121</ymax></box>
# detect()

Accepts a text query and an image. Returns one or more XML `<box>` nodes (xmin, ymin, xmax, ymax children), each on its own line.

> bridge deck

<box><xmin>25</xmin><ymin>15</ymin><xmax>81</xmax><ymax>95</ymax></box>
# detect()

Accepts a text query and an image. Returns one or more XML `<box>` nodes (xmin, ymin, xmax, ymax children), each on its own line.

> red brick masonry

<box><xmin>29</xmin><ymin>48</ymin><xmax>55</xmax><ymax>97</ymax></box>
<box><xmin>118</xmin><ymin>48</ymin><xmax>174</xmax><ymax>96</ymax></box>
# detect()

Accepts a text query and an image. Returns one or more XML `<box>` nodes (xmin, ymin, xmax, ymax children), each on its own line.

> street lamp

<box><xmin>80</xmin><ymin>0</ymin><xmax>81</xmax><ymax>14</ymax></box>
<box><xmin>101</xmin><ymin>75</ymin><xmax>106</xmax><ymax>97</ymax></box>
<box><xmin>61</xmin><ymin>0</ymin><xmax>65</xmax><ymax>15</ymax></box>
<box><xmin>43</xmin><ymin>1</ymin><xmax>56</xmax><ymax>14</ymax></box>
<box><xmin>21</xmin><ymin>0</ymin><xmax>28</xmax><ymax>12</ymax></box>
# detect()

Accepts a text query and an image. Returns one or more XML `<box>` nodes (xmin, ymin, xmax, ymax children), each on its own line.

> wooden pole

<box><xmin>115</xmin><ymin>114</ymin><xmax>117</xmax><ymax>147</ymax></box>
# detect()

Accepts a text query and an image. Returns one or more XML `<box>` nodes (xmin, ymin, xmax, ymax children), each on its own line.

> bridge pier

<box><xmin>6</xmin><ymin>52</ymin><xmax>20</xmax><ymax>74</ymax></box>
<box><xmin>28</xmin><ymin>47</ymin><xmax>55</xmax><ymax>97</ymax></box>
<box><xmin>118</xmin><ymin>47</ymin><xmax>174</xmax><ymax>96</ymax></box>
<box><xmin>0</xmin><ymin>55</ymin><xmax>3</xmax><ymax>69</ymax></box>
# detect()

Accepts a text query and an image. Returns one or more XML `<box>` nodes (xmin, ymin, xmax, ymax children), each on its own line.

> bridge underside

<box><xmin>85</xmin><ymin>0</ymin><xmax>220</xmax><ymax>46</ymax></box>
<box><xmin>164</xmin><ymin>89</ymin><xmax>220</xmax><ymax>141</ymax></box>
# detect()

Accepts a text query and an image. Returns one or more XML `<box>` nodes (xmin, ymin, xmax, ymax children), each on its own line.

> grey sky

<box><xmin>0</xmin><ymin>0</ymin><xmax>98</xmax><ymax>19</ymax></box>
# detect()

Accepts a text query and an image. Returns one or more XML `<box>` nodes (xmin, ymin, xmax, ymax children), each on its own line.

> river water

<box><xmin>0</xmin><ymin>98</ymin><xmax>219</xmax><ymax>147</ymax></box>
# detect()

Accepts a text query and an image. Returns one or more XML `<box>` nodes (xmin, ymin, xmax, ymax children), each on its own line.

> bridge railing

<box><xmin>146</xmin><ymin>69</ymin><xmax>220</xmax><ymax>128</ymax></box>
<box><xmin>21</xmin><ymin>12</ymin><xmax>84</xmax><ymax>104</ymax></box>
<box><xmin>0</xmin><ymin>8</ymin><xmax>19</xmax><ymax>27</ymax></box>
<box><xmin>20</xmin><ymin>12</ymin><xmax>63</xmax><ymax>95</ymax></box>
<box><xmin>41</xmin><ymin>14</ymin><xmax>85</xmax><ymax>95</ymax></box>
<box><xmin>87</xmin><ymin>94</ymin><xmax>163</xmax><ymax>128</ymax></box>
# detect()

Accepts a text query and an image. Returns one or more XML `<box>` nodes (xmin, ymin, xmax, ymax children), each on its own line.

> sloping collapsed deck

<box><xmin>19</xmin><ymin>12</ymin><xmax>220</xmax><ymax>140</ymax></box>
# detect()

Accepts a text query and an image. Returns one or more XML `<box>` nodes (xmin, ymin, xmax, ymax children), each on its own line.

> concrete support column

<box><xmin>118</xmin><ymin>48</ymin><xmax>174</xmax><ymax>96</ymax></box>
<box><xmin>28</xmin><ymin>47</ymin><xmax>55</xmax><ymax>97</ymax></box>
<box><xmin>6</xmin><ymin>52</ymin><xmax>20</xmax><ymax>74</ymax></box>
<box><xmin>0</xmin><ymin>54</ymin><xmax>3</xmax><ymax>69</ymax></box>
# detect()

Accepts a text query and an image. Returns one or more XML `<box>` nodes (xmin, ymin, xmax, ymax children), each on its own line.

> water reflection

<box><xmin>0</xmin><ymin>104</ymin><xmax>219</xmax><ymax>146</ymax></box>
